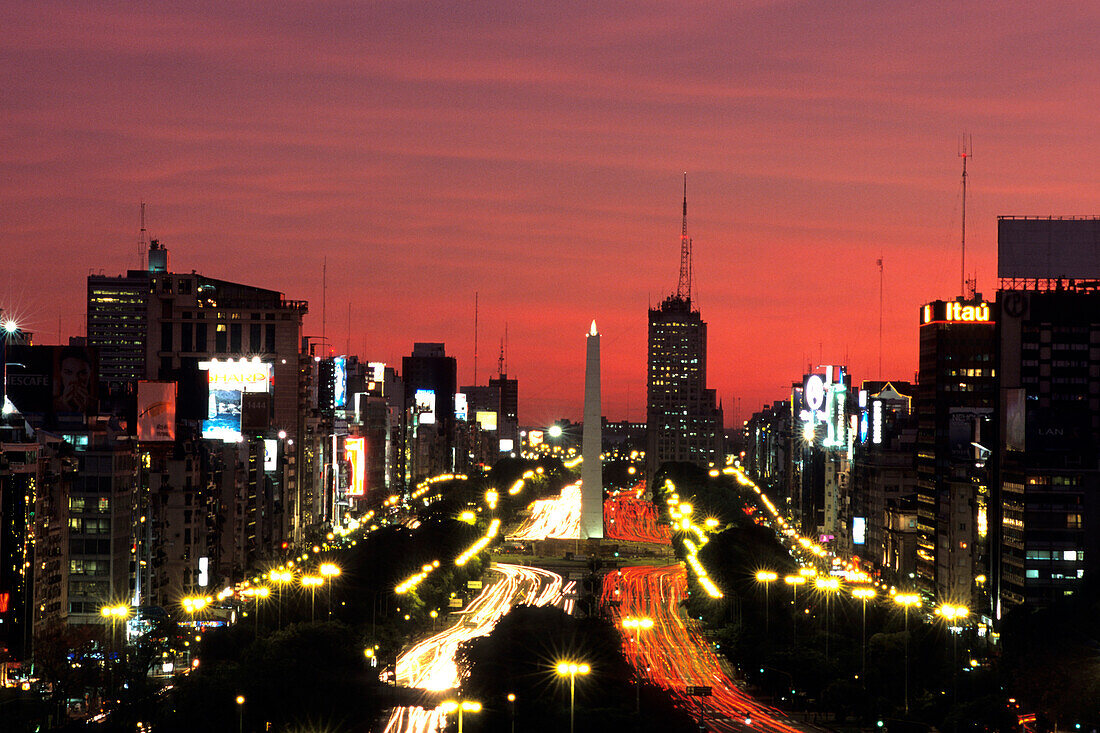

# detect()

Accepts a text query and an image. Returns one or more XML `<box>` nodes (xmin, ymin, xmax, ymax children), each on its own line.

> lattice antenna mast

<box><xmin>138</xmin><ymin>202</ymin><xmax>147</xmax><ymax>270</ymax></box>
<box><xmin>676</xmin><ymin>172</ymin><xmax>693</xmax><ymax>301</ymax></box>
<box><xmin>959</xmin><ymin>134</ymin><xmax>972</xmax><ymax>297</ymax></box>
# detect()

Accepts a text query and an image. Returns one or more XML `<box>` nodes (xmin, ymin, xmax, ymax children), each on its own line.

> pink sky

<box><xmin>3</xmin><ymin>1</ymin><xmax>1099</xmax><ymax>426</ymax></box>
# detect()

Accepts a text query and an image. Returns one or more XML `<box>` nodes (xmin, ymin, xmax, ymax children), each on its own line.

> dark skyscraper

<box><xmin>915</xmin><ymin>297</ymin><xmax>997</xmax><ymax>612</ymax></box>
<box><xmin>645</xmin><ymin>179</ymin><xmax>724</xmax><ymax>484</ymax></box>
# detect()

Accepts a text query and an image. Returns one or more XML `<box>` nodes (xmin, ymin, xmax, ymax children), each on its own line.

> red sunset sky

<box><xmin>2</xmin><ymin>1</ymin><xmax>1099</xmax><ymax>426</ymax></box>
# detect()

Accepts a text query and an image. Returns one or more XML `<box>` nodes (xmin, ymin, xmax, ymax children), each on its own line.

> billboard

<box><xmin>454</xmin><ymin>392</ymin><xmax>468</xmax><ymax>421</ymax></box>
<box><xmin>263</xmin><ymin>439</ymin><xmax>278</xmax><ymax>471</ymax></box>
<box><xmin>852</xmin><ymin>516</ymin><xmax>866</xmax><ymax>545</ymax></box>
<box><xmin>415</xmin><ymin>389</ymin><xmax>436</xmax><ymax>425</ymax></box>
<box><xmin>6</xmin><ymin>345</ymin><xmax>99</xmax><ymax>420</ymax></box>
<box><xmin>199</xmin><ymin>359</ymin><xmax>272</xmax><ymax>442</ymax></box>
<box><xmin>137</xmin><ymin>381</ymin><xmax>177</xmax><ymax>441</ymax></box>
<box><xmin>345</xmin><ymin>437</ymin><xmax>366</xmax><ymax>496</ymax></box>
<box><xmin>476</xmin><ymin>411</ymin><xmax>497</xmax><ymax>431</ymax></box>
<box><xmin>333</xmin><ymin>356</ymin><xmax>347</xmax><ymax>408</ymax></box>
<box><xmin>998</xmin><ymin>217</ymin><xmax>1100</xmax><ymax>279</ymax></box>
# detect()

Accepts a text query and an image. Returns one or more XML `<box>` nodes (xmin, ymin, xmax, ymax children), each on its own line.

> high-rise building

<box><xmin>645</xmin><ymin>180</ymin><xmax>724</xmax><ymax>484</ymax></box>
<box><xmin>915</xmin><ymin>297</ymin><xmax>997</xmax><ymax>608</ymax></box>
<box><xmin>994</xmin><ymin>216</ymin><xmax>1100</xmax><ymax>614</ymax></box>
<box><xmin>403</xmin><ymin>343</ymin><xmax>457</xmax><ymax>483</ymax></box>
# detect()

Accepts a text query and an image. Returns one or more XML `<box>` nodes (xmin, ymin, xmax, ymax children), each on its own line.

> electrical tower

<box><xmin>676</xmin><ymin>173</ymin><xmax>693</xmax><ymax>302</ymax></box>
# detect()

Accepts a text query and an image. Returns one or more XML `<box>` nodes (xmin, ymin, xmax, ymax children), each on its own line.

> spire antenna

<box><xmin>959</xmin><ymin>134</ymin><xmax>972</xmax><ymax>297</ymax></box>
<box><xmin>676</xmin><ymin>172</ymin><xmax>693</xmax><ymax>302</ymax></box>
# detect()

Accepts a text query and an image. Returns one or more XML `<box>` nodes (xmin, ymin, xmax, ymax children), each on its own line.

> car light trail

<box><xmin>508</xmin><ymin>481</ymin><xmax>581</xmax><ymax>540</ymax></box>
<box><xmin>603</xmin><ymin>565</ymin><xmax>808</xmax><ymax>733</ymax></box>
<box><xmin>604</xmin><ymin>486</ymin><xmax>671</xmax><ymax>545</ymax></box>
<box><xmin>384</xmin><ymin>563</ymin><xmax>564</xmax><ymax>733</ymax></box>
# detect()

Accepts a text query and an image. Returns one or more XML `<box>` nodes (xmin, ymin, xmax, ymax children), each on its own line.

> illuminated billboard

<box><xmin>852</xmin><ymin>516</ymin><xmax>866</xmax><ymax>545</ymax></box>
<box><xmin>333</xmin><ymin>357</ymin><xmax>347</xmax><ymax>408</ymax></box>
<box><xmin>455</xmin><ymin>392</ymin><xmax>468</xmax><ymax>421</ymax></box>
<box><xmin>476</xmin><ymin>411</ymin><xmax>497</xmax><ymax>431</ymax></box>
<box><xmin>263</xmin><ymin>439</ymin><xmax>278</xmax><ymax>471</ymax></box>
<box><xmin>137</xmin><ymin>381</ymin><xmax>177</xmax><ymax>442</ymax></box>
<box><xmin>415</xmin><ymin>389</ymin><xmax>436</xmax><ymax>425</ymax></box>
<box><xmin>499</xmin><ymin>438</ymin><xmax>514</xmax><ymax>452</ymax></box>
<box><xmin>199</xmin><ymin>359</ymin><xmax>273</xmax><ymax>442</ymax></box>
<box><xmin>528</xmin><ymin>430</ymin><xmax>544</xmax><ymax>447</ymax></box>
<box><xmin>345</xmin><ymin>437</ymin><xmax>366</xmax><ymax>496</ymax></box>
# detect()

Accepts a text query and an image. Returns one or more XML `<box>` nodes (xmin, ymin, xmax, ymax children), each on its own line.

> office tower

<box><xmin>916</xmin><ymin>297</ymin><xmax>997</xmax><ymax>608</ymax></box>
<box><xmin>995</xmin><ymin>216</ymin><xmax>1100</xmax><ymax>613</ymax></box>
<box><xmin>582</xmin><ymin>321</ymin><xmax>604</xmax><ymax>539</ymax></box>
<box><xmin>402</xmin><ymin>343</ymin><xmax>457</xmax><ymax>483</ymax></box>
<box><xmin>87</xmin><ymin>271</ymin><xmax>149</xmax><ymax>390</ymax></box>
<box><xmin>645</xmin><ymin>179</ymin><xmax>724</xmax><ymax>485</ymax></box>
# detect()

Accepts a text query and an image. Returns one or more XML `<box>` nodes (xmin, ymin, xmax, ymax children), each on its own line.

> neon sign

<box><xmin>923</xmin><ymin>301</ymin><xmax>993</xmax><ymax>324</ymax></box>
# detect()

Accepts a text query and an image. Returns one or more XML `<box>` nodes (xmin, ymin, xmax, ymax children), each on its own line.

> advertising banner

<box><xmin>345</xmin><ymin>437</ymin><xmax>366</xmax><ymax>496</ymax></box>
<box><xmin>6</xmin><ymin>345</ymin><xmax>99</xmax><ymax>420</ymax></box>
<box><xmin>137</xmin><ymin>381</ymin><xmax>177</xmax><ymax>441</ymax></box>
<box><xmin>199</xmin><ymin>359</ymin><xmax>272</xmax><ymax>442</ymax></box>
<box><xmin>476</xmin><ymin>411</ymin><xmax>497</xmax><ymax>431</ymax></box>
<box><xmin>334</xmin><ymin>356</ymin><xmax>347</xmax><ymax>408</ymax></box>
<box><xmin>415</xmin><ymin>389</ymin><xmax>436</xmax><ymax>425</ymax></box>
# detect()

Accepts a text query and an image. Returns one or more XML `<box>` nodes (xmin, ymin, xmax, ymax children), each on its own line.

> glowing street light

<box><xmin>621</xmin><ymin>619</ymin><xmax>652</xmax><ymax>716</ymax></box>
<box><xmin>555</xmin><ymin>661</ymin><xmax>590</xmax><ymax>733</ymax></box>
<box><xmin>814</xmin><ymin>576</ymin><xmax>841</xmax><ymax>667</ymax></box>
<box><xmin>319</xmin><ymin>562</ymin><xmax>341</xmax><ymax>618</ymax></box>
<box><xmin>301</xmin><ymin>575</ymin><xmax>323</xmax><ymax>621</ymax></box>
<box><xmin>936</xmin><ymin>603</ymin><xmax>970</xmax><ymax>705</ymax></box>
<box><xmin>755</xmin><ymin>571</ymin><xmax>778</xmax><ymax>636</ymax></box>
<box><xmin>784</xmin><ymin>575</ymin><xmax>806</xmax><ymax>646</ymax></box>
<box><xmin>438</xmin><ymin>699</ymin><xmax>481</xmax><ymax>733</ymax></box>
<box><xmin>235</xmin><ymin>695</ymin><xmax>245</xmax><ymax>733</ymax></box>
<box><xmin>851</xmin><ymin>587</ymin><xmax>876</xmax><ymax>679</ymax></box>
<box><xmin>894</xmin><ymin>593</ymin><xmax>922</xmax><ymax>715</ymax></box>
<box><xmin>270</xmin><ymin>569</ymin><xmax>294</xmax><ymax>628</ymax></box>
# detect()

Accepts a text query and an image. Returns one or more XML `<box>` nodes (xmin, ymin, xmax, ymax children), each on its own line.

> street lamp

<box><xmin>755</xmin><ymin>571</ymin><xmax>778</xmax><ymax>636</ymax></box>
<box><xmin>814</xmin><ymin>576</ymin><xmax>841</xmax><ymax>669</ymax></box>
<box><xmin>270</xmin><ymin>569</ymin><xmax>294</xmax><ymax>628</ymax></box>
<box><xmin>301</xmin><ymin>575</ymin><xmax>323</xmax><ymax>621</ymax></box>
<box><xmin>438</xmin><ymin>699</ymin><xmax>481</xmax><ymax>733</ymax></box>
<box><xmin>851</xmin><ymin>587</ymin><xmax>876</xmax><ymax>680</ymax></box>
<box><xmin>319</xmin><ymin>562</ymin><xmax>341</xmax><ymax>617</ymax></box>
<box><xmin>784</xmin><ymin>575</ymin><xmax>806</xmax><ymax>647</ymax></box>
<box><xmin>235</xmin><ymin>695</ymin><xmax>245</xmax><ymax>733</ymax></box>
<box><xmin>893</xmin><ymin>592</ymin><xmax>922</xmax><ymax>715</ymax></box>
<box><xmin>936</xmin><ymin>603</ymin><xmax>970</xmax><ymax>707</ymax></box>
<box><xmin>99</xmin><ymin>603</ymin><xmax>131</xmax><ymax>697</ymax></box>
<box><xmin>555</xmin><ymin>661</ymin><xmax>590</xmax><ymax>733</ymax></box>
<box><xmin>622</xmin><ymin>617</ymin><xmax>654</xmax><ymax>717</ymax></box>
<box><xmin>507</xmin><ymin>693</ymin><xmax>516</xmax><ymax>733</ymax></box>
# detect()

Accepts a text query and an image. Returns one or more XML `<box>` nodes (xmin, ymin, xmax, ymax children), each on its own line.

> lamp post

<box><xmin>755</xmin><ymin>571</ymin><xmax>778</xmax><ymax>636</ymax></box>
<box><xmin>851</xmin><ymin>587</ymin><xmax>876</xmax><ymax>681</ymax></box>
<box><xmin>301</xmin><ymin>575</ymin><xmax>323</xmax><ymax>621</ymax></box>
<box><xmin>936</xmin><ymin>603</ymin><xmax>969</xmax><ymax>708</ymax></box>
<box><xmin>235</xmin><ymin>695</ymin><xmax>245</xmax><ymax>733</ymax></box>
<box><xmin>893</xmin><ymin>593</ymin><xmax>922</xmax><ymax>715</ymax></box>
<box><xmin>507</xmin><ymin>693</ymin><xmax>516</xmax><ymax>733</ymax></box>
<box><xmin>556</xmin><ymin>661</ymin><xmax>590</xmax><ymax>733</ymax></box>
<box><xmin>319</xmin><ymin>562</ymin><xmax>341</xmax><ymax>618</ymax></box>
<box><xmin>784</xmin><ymin>575</ymin><xmax>806</xmax><ymax>648</ymax></box>
<box><xmin>814</xmin><ymin>576</ymin><xmax>841</xmax><ymax>670</ymax></box>
<box><xmin>270</xmin><ymin>569</ymin><xmax>294</xmax><ymax>628</ymax></box>
<box><xmin>438</xmin><ymin>699</ymin><xmax>481</xmax><ymax>733</ymax></box>
<box><xmin>622</xmin><ymin>617</ymin><xmax>654</xmax><ymax>718</ymax></box>
<box><xmin>99</xmin><ymin>603</ymin><xmax>131</xmax><ymax>700</ymax></box>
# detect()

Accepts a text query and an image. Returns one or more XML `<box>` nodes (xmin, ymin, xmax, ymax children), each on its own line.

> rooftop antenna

<box><xmin>497</xmin><ymin>336</ymin><xmax>504</xmax><ymax>377</ymax></box>
<box><xmin>473</xmin><ymin>291</ymin><xmax>479</xmax><ymax>385</ymax></box>
<box><xmin>139</xmin><ymin>202</ymin><xmax>147</xmax><ymax>270</ymax></box>
<box><xmin>346</xmin><ymin>302</ymin><xmax>351</xmax><ymax>355</ymax></box>
<box><xmin>676</xmin><ymin>173</ymin><xmax>693</xmax><ymax>302</ymax></box>
<box><xmin>959</xmin><ymin>134</ymin><xmax>972</xmax><ymax>297</ymax></box>
<box><xmin>322</xmin><ymin>257</ymin><xmax>327</xmax><ymax>353</ymax></box>
<box><xmin>877</xmin><ymin>255</ymin><xmax>884</xmax><ymax>378</ymax></box>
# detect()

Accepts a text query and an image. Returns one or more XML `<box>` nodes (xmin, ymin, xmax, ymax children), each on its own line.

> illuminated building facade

<box><xmin>916</xmin><ymin>297</ymin><xmax>997</xmax><ymax>609</ymax></box>
<box><xmin>645</xmin><ymin>295</ymin><xmax>724</xmax><ymax>484</ymax></box>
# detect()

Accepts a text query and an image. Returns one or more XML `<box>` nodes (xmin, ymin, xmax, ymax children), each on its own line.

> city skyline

<box><xmin>4</xmin><ymin>2</ymin><xmax>1100</xmax><ymax>425</ymax></box>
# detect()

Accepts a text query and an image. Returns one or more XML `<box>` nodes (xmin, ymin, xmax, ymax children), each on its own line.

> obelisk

<box><xmin>581</xmin><ymin>320</ymin><xmax>604</xmax><ymax>539</ymax></box>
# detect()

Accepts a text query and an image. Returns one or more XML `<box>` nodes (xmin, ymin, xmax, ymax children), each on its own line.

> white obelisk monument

<box><xmin>581</xmin><ymin>320</ymin><xmax>604</xmax><ymax>539</ymax></box>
